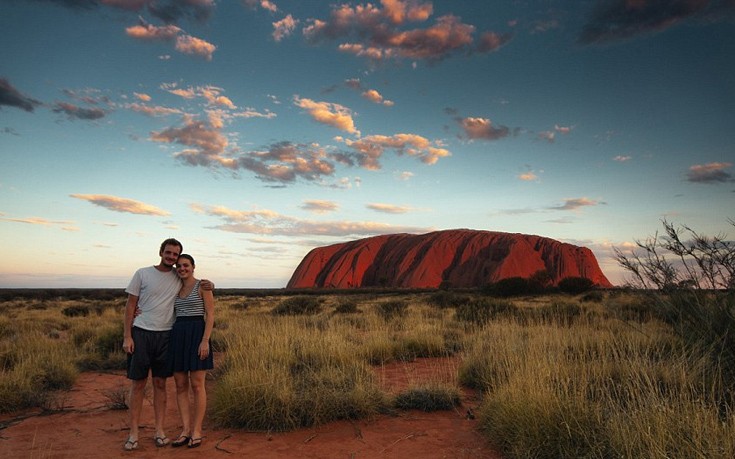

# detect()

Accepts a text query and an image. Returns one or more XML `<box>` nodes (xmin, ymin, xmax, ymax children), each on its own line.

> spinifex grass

<box><xmin>464</xmin><ymin>308</ymin><xmax>735</xmax><ymax>458</ymax></box>
<box><xmin>210</xmin><ymin>315</ymin><xmax>388</xmax><ymax>431</ymax></box>
<box><xmin>2</xmin><ymin>288</ymin><xmax>735</xmax><ymax>458</ymax></box>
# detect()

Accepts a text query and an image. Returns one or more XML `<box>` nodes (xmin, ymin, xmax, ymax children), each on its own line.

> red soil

<box><xmin>0</xmin><ymin>358</ymin><xmax>500</xmax><ymax>458</ymax></box>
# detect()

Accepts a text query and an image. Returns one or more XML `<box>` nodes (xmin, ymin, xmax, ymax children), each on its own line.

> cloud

<box><xmin>549</xmin><ymin>197</ymin><xmax>604</xmax><ymax>211</ymax></box>
<box><xmin>383</xmin><ymin>15</ymin><xmax>475</xmax><ymax>60</ymax></box>
<box><xmin>537</xmin><ymin>131</ymin><xmax>555</xmax><ymax>143</ymax></box>
<box><xmin>396</xmin><ymin>171</ymin><xmax>414</xmax><ymax>180</ymax></box>
<box><xmin>0</xmin><ymin>216</ymin><xmax>75</xmax><ymax>228</ymax></box>
<box><xmin>242</xmin><ymin>0</ymin><xmax>278</xmax><ymax>13</ymax></box>
<box><xmin>303</xmin><ymin>2</ymin><xmax>478</xmax><ymax>61</ymax></box>
<box><xmin>70</xmin><ymin>194</ymin><xmax>170</xmax><ymax>216</ymax></box>
<box><xmin>362</xmin><ymin>89</ymin><xmax>394</xmax><ymax>106</ymax></box>
<box><xmin>134</xmin><ymin>92</ymin><xmax>152</xmax><ymax>102</ymax></box>
<box><xmin>555</xmin><ymin>124</ymin><xmax>572</xmax><ymax>134</ymax></box>
<box><xmin>686</xmin><ymin>162</ymin><xmax>733</xmax><ymax>183</ymax></box>
<box><xmin>175</xmin><ymin>34</ymin><xmax>216</xmax><ymax>60</ymax></box>
<box><xmin>366</xmin><ymin>203</ymin><xmax>413</xmax><ymax>214</ymax></box>
<box><xmin>0</xmin><ymin>78</ymin><xmax>41</xmax><ymax>112</ymax></box>
<box><xmin>301</xmin><ymin>200</ymin><xmax>339</xmax><ymax>213</ymax></box>
<box><xmin>52</xmin><ymin>102</ymin><xmax>107</xmax><ymax>120</ymax></box>
<box><xmin>579</xmin><ymin>0</ymin><xmax>734</xmax><ymax>44</ymax></box>
<box><xmin>126</xmin><ymin>18</ymin><xmax>215</xmax><ymax>60</ymax></box>
<box><xmin>127</xmin><ymin>102</ymin><xmax>183</xmax><ymax>117</ymax></box>
<box><xmin>170</xmin><ymin>138</ymin><xmax>337</xmax><ymax>184</ymax></box>
<box><xmin>340</xmin><ymin>133</ymin><xmax>451</xmax><ymax>169</ymax></box>
<box><xmin>613</xmin><ymin>155</ymin><xmax>632</xmax><ymax>162</ymax></box>
<box><xmin>293</xmin><ymin>96</ymin><xmax>359</xmax><ymax>134</ymax></box>
<box><xmin>191</xmin><ymin>203</ymin><xmax>431</xmax><ymax>237</ymax></box>
<box><xmin>476</xmin><ymin>31</ymin><xmax>513</xmax><ymax>53</ymax></box>
<box><xmin>537</xmin><ymin>124</ymin><xmax>572</xmax><ymax>143</ymax></box>
<box><xmin>273</xmin><ymin>14</ymin><xmax>298</xmax><ymax>41</ymax></box>
<box><xmin>459</xmin><ymin>117</ymin><xmax>511</xmax><ymax>140</ymax></box>
<box><xmin>125</xmin><ymin>22</ymin><xmax>181</xmax><ymax>40</ymax></box>
<box><xmin>236</xmin><ymin>142</ymin><xmax>336</xmax><ymax>183</ymax></box>
<box><xmin>151</xmin><ymin>115</ymin><xmax>228</xmax><ymax>156</ymax></box>
<box><xmin>518</xmin><ymin>171</ymin><xmax>539</xmax><ymax>181</ymax></box>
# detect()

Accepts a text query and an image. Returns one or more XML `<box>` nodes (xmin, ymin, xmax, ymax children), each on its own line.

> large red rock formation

<box><xmin>287</xmin><ymin>229</ymin><xmax>612</xmax><ymax>289</ymax></box>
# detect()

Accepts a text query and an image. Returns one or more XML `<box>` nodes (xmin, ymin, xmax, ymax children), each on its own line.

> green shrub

<box><xmin>558</xmin><ymin>277</ymin><xmax>595</xmax><ymax>294</ymax></box>
<box><xmin>377</xmin><ymin>300</ymin><xmax>408</xmax><ymax>320</ymax></box>
<box><xmin>581</xmin><ymin>290</ymin><xmax>604</xmax><ymax>302</ymax></box>
<box><xmin>455</xmin><ymin>298</ymin><xmax>517</xmax><ymax>325</ymax></box>
<box><xmin>486</xmin><ymin>277</ymin><xmax>532</xmax><ymax>297</ymax></box>
<box><xmin>62</xmin><ymin>305</ymin><xmax>90</xmax><ymax>317</ymax></box>
<box><xmin>272</xmin><ymin>296</ymin><xmax>322</xmax><ymax>316</ymax></box>
<box><xmin>394</xmin><ymin>383</ymin><xmax>461</xmax><ymax>411</ymax></box>
<box><xmin>334</xmin><ymin>298</ymin><xmax>360</xmax><ymax>314</ymax></box>
<box><xmin>427</xmin><ymin>291</ymin><xmax>470</xmax><ymax>308</ymax></box>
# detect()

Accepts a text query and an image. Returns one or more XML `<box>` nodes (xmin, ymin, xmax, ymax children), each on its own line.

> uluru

<box><xmin>287</xmin><ymin>229</ymin><xmax>612</xmax><ymax>289</ymax></box>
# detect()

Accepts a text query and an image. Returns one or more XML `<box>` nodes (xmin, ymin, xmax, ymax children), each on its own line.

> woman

<box><xmin>168</xmin><ymin>254</ymin><xmax>214</xmax><ymax>449</ymax></box>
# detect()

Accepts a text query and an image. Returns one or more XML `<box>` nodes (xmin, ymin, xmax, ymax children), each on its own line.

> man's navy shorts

<box><xmin>127</xmin><ymin>326</ymin><xmax>172</xmax><ymax>380</ymax></box>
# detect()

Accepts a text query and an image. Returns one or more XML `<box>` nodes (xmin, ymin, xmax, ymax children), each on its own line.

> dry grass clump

<box><xmin>393</xmin><ymin>382</ymin><xmax>461</xmax><ymax>412</ymax></box>
<box><xmin>0</xmin><ymin>297</ymin><xmax>123</xmax><ymax>413</ymax></box>
<box><xmin>465</xmin><ymin>310</ymin><xmax>735</xmax><ymax>458</ymax></box>
<box><xmin>210</xmin><ymin>315</ymin><xmax>387</xmax><ymax>431</ymax></box>
<box><xmin>0</xmin><ymin>329</ymin><xmax>78</xmax><ymax>412</ymax></box>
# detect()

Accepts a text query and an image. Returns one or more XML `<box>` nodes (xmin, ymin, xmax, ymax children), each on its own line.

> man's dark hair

<box><xmin>159</xmin><ymin>238</ymin><xmax>183</xmax><ymax>255</ymax></box>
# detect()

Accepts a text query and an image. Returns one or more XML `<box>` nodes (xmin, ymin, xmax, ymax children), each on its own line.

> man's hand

<box><xmin>201</xmin><ymin>279</ymin><xmax>215</xmax><ymax>291</ymax></box>
<box><xmin>123</xmin><ymin>336</ymin><xmax>135</xmax><ymax>354</ymax></box>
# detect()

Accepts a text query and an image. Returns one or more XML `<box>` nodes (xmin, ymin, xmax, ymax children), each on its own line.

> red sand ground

<box><xmin>0</xmin><ymin>358</ymin><xmax>501</xmax><ymax>458</ymax></box>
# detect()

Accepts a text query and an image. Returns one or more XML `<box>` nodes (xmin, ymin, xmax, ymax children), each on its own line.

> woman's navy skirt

<box><xmin>168</xmin><ymin>316</ymin><xmax>214</xmax><ymax>373</ymax></box>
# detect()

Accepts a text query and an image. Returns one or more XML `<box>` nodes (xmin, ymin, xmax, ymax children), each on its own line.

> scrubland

<box><xmin>1</xmin><ymin>288</ymin><xmax>733</xmax><ymax>458</ymax></box>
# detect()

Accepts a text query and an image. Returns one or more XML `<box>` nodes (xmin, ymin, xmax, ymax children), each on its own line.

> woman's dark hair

<box><xmin>178</xmin><ymin>253</ymin><xmax>195</xmax><ymax>268</ymax></box>
<box><xmin>160</xmin><ymin>238</ymin><xmax>183</xmax><ymax>255</ymax></box>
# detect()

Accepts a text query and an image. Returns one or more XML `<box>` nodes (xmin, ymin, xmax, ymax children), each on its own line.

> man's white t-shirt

<box><xmin>125</xmin><ymin>266</ymin><xmax>182</xmax><ymax>331</ymax></box>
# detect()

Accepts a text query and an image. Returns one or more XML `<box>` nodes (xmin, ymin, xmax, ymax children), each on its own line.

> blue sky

<box><xmin>1</xmin><ymin>0</ymin><xmax>733</xmax><ymax>288</ymax></box>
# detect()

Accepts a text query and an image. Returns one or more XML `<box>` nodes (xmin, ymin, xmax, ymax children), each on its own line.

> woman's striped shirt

<box><xmin>174</xmin><ymin>280</ymin><xmax>205</xmax><ymax>318</ymax></box>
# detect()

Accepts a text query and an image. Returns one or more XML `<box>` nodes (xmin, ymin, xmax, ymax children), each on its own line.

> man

<box><xmin>122</xmin><ymin>238</ymin><xmax>212</xmax><ymax>451</ymax></box>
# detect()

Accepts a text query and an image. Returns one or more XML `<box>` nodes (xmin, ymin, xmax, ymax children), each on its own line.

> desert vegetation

<box><xmin>1</xmin><ymin>221</ymin><xmax>733</xmax><ymax>458</ymax></box>
<box><xmin>0</xmin><ymin>286</ymin><xmax>732</xmax><ymax>457</ymax></box>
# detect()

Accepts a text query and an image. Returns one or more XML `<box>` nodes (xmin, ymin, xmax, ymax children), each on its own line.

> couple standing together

<box><xmin>122</xmin><ymin>238</ymin><xmax>215</xmax><ymax>451</ymax></box>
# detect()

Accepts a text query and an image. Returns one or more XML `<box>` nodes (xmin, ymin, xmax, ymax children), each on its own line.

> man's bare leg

<box><xmin>127</xmin><ymin>378</ymin><xmax>147</xmax><ymax>447</ymax></box>
<box><xmin>152</xmin><ymin>376</ymin><xmax>168</xmax><ymax>441</ymax></box>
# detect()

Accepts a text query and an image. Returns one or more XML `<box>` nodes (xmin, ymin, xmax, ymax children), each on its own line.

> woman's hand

<box><xmin>198</xmin><ymin>340</ymin><xmax>210</xmax><ymax>360</ymax></box>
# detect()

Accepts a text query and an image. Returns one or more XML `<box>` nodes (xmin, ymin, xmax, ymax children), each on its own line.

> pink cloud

<box><xmin>459</xmin><ymin>117</ymin><xmax>510</xmax><ymax>140</ymax></box>
<box><xmin>293</xmin><ymin>96</ymin><xmax>359</xmax><ymax>134</ymax></box>
<box><xmin>70</xmin><ymin>194</ymin><xmax>170</xmax><ymax>216</ymax></box>
<box><xmin>175</xmin><ymin>35</ymin><xmax>216</xmax><ymax>60</ymax></box>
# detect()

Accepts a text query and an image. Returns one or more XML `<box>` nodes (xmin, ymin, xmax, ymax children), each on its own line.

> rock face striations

<box><xmin>287</xmin><ymin>229</ymin><xmax>612</xmax><ymax>289</ymax></box>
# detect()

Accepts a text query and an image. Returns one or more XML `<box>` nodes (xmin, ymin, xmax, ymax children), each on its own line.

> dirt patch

<box><xmin>0</xmin><ymin>358</ymin><xmax>500</xmax><ymax>458</ymax></box>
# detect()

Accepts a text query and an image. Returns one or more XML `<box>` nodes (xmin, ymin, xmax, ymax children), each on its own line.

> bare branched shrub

<box><xmin>102</xmin><ymin>385</ymin><xmax>129</xmax><ymax>410</ymax></box>
<box><xmin>613</xmin><ymin>219</ymin><xmax>734</xmax><ymax>291</ymax></box>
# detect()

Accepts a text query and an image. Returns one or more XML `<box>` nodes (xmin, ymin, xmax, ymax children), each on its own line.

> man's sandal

<box><xmin>123</xmin><ymin>438</ymin><xmax>139</xmax><ymax>451</ymax></box>
<box><xmin>154</xmin><ymin>436</ymin><xmax>170</xmax><ymax>447</ymax></box>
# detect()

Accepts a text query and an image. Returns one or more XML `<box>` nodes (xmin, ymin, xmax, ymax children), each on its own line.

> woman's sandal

<box><xmin>172</xmin><ymin>435</ymin><xmax>190</xmax><ymax>448</ymax></box>
<box><xmin>188</xmin><ymin>437</ymin><xmax>203</xmax><ymax>448</ymax></box>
